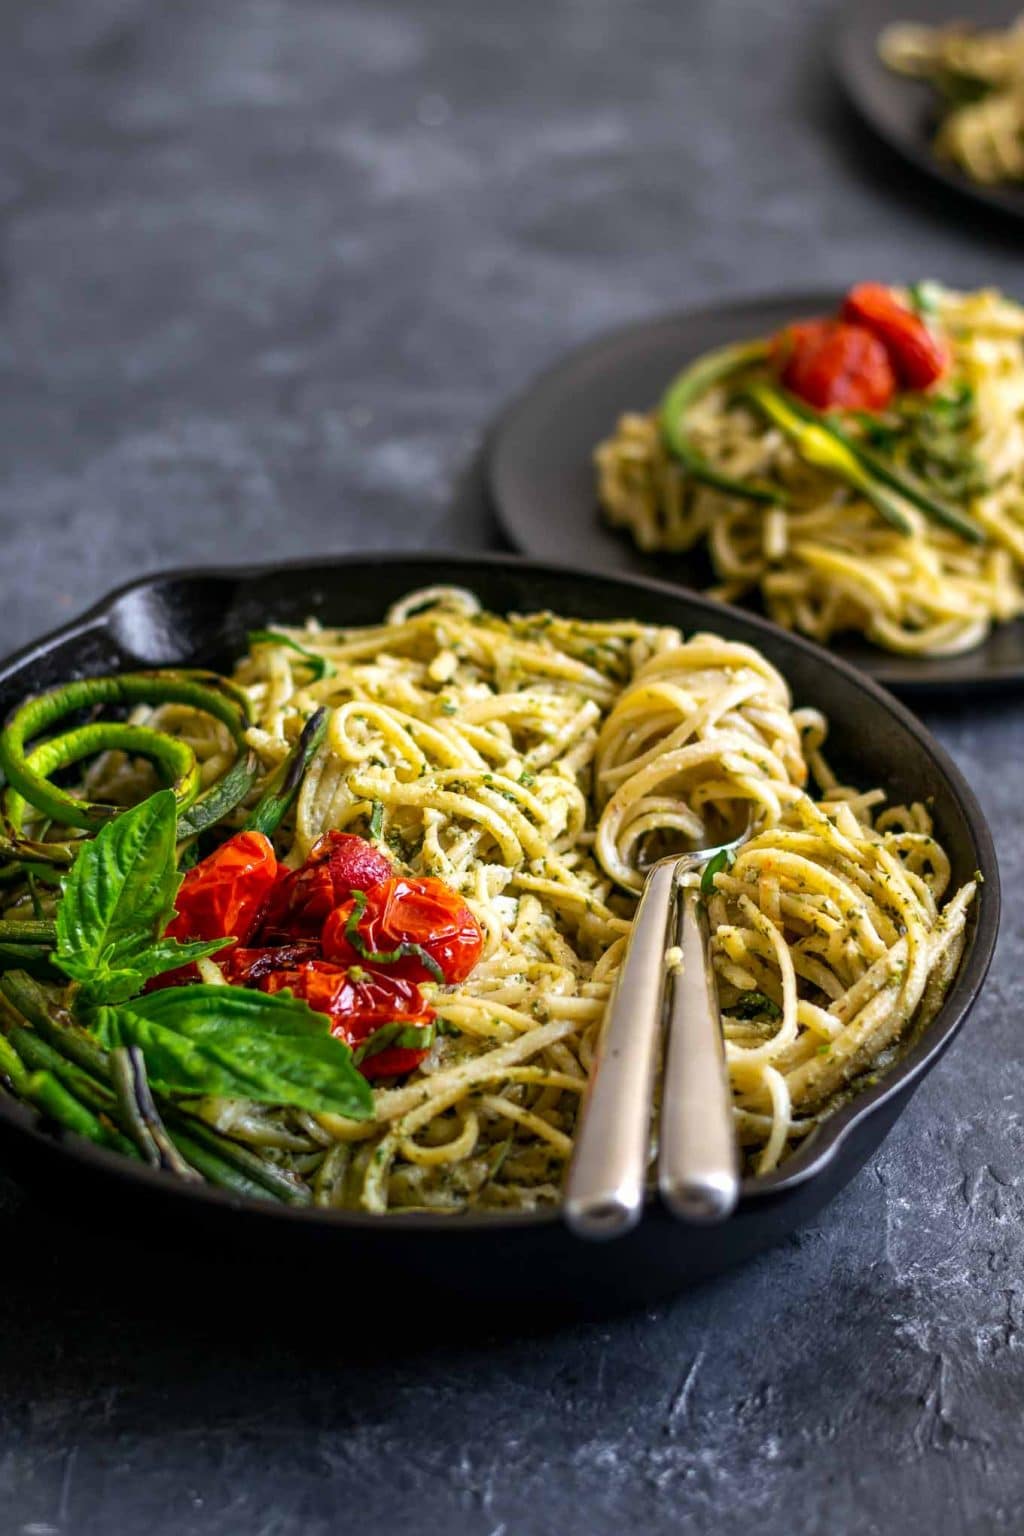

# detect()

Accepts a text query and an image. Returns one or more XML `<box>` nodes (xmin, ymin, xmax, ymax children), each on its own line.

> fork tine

<box><xmin>563</xmin><ymin>858</ymin><xmax>677</xmax><ymax>1238</ymax></box>
<box><xmin>657</xmin><ymin>879</ymin><xmax>739</xmax><ymax>1222</ymax></box>
<box><xmin>565</xmin><ymin>817</ymin><xmax>753</xmax><ymax>1240</ymax></box>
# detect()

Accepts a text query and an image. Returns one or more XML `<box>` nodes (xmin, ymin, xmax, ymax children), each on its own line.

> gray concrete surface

<box><xmin>1</xmin><ymin>1</ymin><xmax>1022</xmax><ymax>1532</ymax></box>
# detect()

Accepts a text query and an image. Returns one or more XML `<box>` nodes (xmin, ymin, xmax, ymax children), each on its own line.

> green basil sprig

<box><xmin>91</xmin><ymin>985</ymin><xmax>372</xmax><ymax>1120</ymax></box>
<box><xmin>54</xmin><ymin>791</ymin><xmax>229</xmax><ymax>1005</ymax></box>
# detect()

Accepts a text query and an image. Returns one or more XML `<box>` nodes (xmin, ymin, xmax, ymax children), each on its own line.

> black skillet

<box><xmin>0</xmin><ymin>556</ymin><xmax>1000</xmax><ymax>1308</ymax></box>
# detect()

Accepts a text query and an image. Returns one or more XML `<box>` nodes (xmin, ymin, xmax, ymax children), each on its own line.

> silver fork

<box><xmin>564</xmin><ymin>824</ymin><xmax>751</xmax><ymax>1239</ymax></box>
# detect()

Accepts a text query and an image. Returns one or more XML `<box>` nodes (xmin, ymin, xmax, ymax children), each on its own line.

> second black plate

<box><xmin>486</xmin><ymin>291</ymin><xmax>1024</xmax><ymax>698</ymax></box>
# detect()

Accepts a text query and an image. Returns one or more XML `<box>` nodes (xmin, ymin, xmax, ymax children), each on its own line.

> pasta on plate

<box><xmin>880</xmin><ymin>16</ymin><xmax>1024</xmax><ymax>187</ymax></box>
<box><xmin>597</xmin><ymin>284</ymin><xmax>1024</xmax><ymax>658</ymax></box>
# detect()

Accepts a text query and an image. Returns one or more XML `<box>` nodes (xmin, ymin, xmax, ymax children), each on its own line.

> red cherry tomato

<box><xmin>262</xmin><ymin>960</ymin><xmax>433</xmax><ymax>1079</ymax></box>
<box><xmin>322</xmin><ymin>875</ymin><xmax>483</xmax><ymax>985</ymax></box>
<box><xmin>841</xmin><ymin>283</ymin><xmax>949</xmax><ymax>391</ymax></box>
<box><xmin>225</xmin><ymin>941</ymin><xmax>321</xmax><ymax>985</ymax></box>
<box><xmin>260</xmin><ymin>832</ymin><xmax>393</xmax><ymax>941</ymax></box>
<box><xmin>149</xmin><ymin>830</ymin><xmax>279</xmax><ymax>989</ymax></box>
<box><xmin>167</xmin><ymin>831</ymin><xmax>278</xmax><ymax>944</ymax></box>
<box><xmin>772</xmin><ymin>319</ymin><xmax>896</xmax><ymax>411</ymax></box>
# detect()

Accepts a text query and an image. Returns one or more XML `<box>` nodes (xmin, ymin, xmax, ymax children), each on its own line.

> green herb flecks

<box><xmin>725</xmin><ymin>991</ymin><xmax>783</xmax><ymax>1021</ymax></box>
<box><xmin>660</xmin><ymin>340</ymin><xmax>782</xmax><ymax>504</ymax></box>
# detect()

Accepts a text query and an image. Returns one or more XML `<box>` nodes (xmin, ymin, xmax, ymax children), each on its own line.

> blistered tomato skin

<box><xmin>147</xmin><ymin>830</ymin><xmax>280</xmax><ymax>989</ymax></box>
<box><xmin>772</xmin><ymin>320</ymin><xmax>897</xmax><ymax>412</ymax></box>
<box><xmin>260</xmin><ymin>832</ymin><xmax>393</xmax><ymax>941</ymax></box>
<box><xmin>322</xmin><ymin>876</ymin><xmax>484</xmax><ymax>985</ymax></box>
<box><xmin>326</xmin><ymin>834</ymin><xmax>394</xmax><ymax>898</ymax></box>
<box><xmin>262</xmin><ymin>960</ymin><xmax>433</xmax><ymax>1078</ymax></box>
<box><xmin>225</xmin><ymin>941</ymin><xmax>321</xmax><ymax>985</ymax></box>
<box><xmin>167</xmin><ymin>830</ymin><xmax>278</xmax><ymax>944</ymax></box>
<box><xmin>841</xmin><ymin>283</ymin><xmax>950</xmax><ymax>391</ymax></box>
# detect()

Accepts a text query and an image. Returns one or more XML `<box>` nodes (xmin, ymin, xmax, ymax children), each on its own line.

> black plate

<box><xmin>835</xmin><ymin>0</ymin><xmax>1024</xmax><ymax>224</ymax></box>
<box><xmin>0</xmin><ymin>555</ymin><xmax>1000</xmax><ymax>1309</ymax></box>
<box><xmin>486</xmin><ymin>291</ymin><xmax>1024</xmax><ymax>698</ymax></box>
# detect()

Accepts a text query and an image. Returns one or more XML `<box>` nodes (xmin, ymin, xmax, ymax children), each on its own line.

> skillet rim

<box><xmin>0</xmin><ymin>551</ymin><xmax>1001</xmax><ymax>1234</ymax></box>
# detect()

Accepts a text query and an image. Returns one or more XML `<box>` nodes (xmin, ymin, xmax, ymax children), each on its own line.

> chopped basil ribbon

<box><xmin>343</xmin><ymin>889</ymin><xmax>445</xmax><ymax>984</ymax></box>
<box><xmin>248</xmin><ymin>630</ymin><xmax>336</xmax><ymax>681</ymax></box>
<box><xmin>369</xmin><ymin>800</ymin><xmax>384</xmax><ymax>840</ymax></box>
<box><xmin>352</xmin><ymin>1021</ymin><xmax>436</xmax><ymax>1066</ymax></box>
<box><xmin>700</xmin><ymin>846</ymin><xmax>736</xmax><ymax>895</ymax></box>
<box><xmin>725</xmin><ymin>990</ymin><xmax>782</xmax><ymax>1021</ymax></box>
<box><xmin>54</xmin><ymin>791</ymin><xmax>231</xmax><ymax>1004</ymax></box>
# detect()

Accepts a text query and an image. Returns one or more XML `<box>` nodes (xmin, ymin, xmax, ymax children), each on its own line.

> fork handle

<box><xmin>564</xmin><ymin>859</ymin><xmax>677</xmax><ymax>1239</ymax></box>
<box><xmin>657</xmin><ymin>882</ymin><xmax>739</xmax><ymax>1222</ymax></box>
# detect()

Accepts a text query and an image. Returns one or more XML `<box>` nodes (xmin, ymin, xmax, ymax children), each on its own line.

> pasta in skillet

<box><xmin>0</xmin><ymin>588</ymin><xmax>975</xmax><ymax>1211</ymax></box>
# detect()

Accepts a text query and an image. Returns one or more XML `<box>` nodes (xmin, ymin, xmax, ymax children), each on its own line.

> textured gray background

<box><xmin>2</xmin><ymin>1</ymin><xmax>1023</xmax><ymax>1532</ymax></box>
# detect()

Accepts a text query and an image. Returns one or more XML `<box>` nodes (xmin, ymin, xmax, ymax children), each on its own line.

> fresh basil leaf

<box><xmin>55</xmin><ymin>791</ymin><xmax>183</xmax><ymax>987</ymax></box>
<box><xmin>248</xmin><ymin>630</ymin><xmax>336</xmax><ymax>681</ymax></box>
<box><xmin>79</xmin><ymin>936</ymin><xmax>234</xmax><ymax>1008</ymax></box>
<box><xmin>700</xmin><ymin>847</ymin><xmax>735</xmax><ymax>895</ymax></box>
<box><xmin>92</xmin><ymin>985</ymin><xmax>373</xmax><ymax>1119</ymax></box>
<box><xmin>725</xmin><ymin>990</ymin><xmax>782</xmax><ymax>1021</ymax></box>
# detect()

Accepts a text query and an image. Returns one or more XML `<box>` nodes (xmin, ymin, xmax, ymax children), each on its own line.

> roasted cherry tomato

<box><xmin>322</xmin><ymin>875</ymin><xmax>483</xmax><ymax>985</ymax></box>
<box><xmin>225</xmin><ymin>941</ymin><xmax>321</xmax><ymax>985</ymax></box>
<box><xmin>262</xmin><ymin>960</ymin><xmax>433</xmax><ymax>1079</ymax></box>
<box><xmin>167</xmin><ymin>831</ymin><xmax>278</xmax><ymax>944</ymax></box>
<box><xmin>260</xmin><ymin>832</ymin><xmax>393</xmax><ymax>941</ymax></box>
<box><xmin>841</xmin><ymin>283</ymin><xmax>949</xmax><ymax>391</ymax></box>
<box><xmin>149</xmin><ymin>830</ymin><xmax>279</xmax><ymax>989</ymax></box>
<box><xmin>772</xmin><ymin>319</ymin><xmax>896</xmax><ymax>412</ymax></box>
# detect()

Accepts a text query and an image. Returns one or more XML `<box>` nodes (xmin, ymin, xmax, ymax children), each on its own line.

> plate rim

<box><xmin>484</xmin><ymin>288</ymin><xmax>1024</xmax><ymax>696</ymax></box>
<box><xmin>0</xmin><ymin>551</ymin><xmax>1001</xmax><ymax>1234</ymax></box>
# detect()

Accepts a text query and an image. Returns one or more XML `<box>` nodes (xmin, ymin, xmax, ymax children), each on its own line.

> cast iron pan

<box><xmin>0</xmin><ymin>556</ymin><xmax>1000</xmax><ymax>1309</ymax></box>
<box><xmin>835</xmin><ymin>0</ymin><xmax>1024</xmax><ymax>225</ymax></box>
<box><xmin>486</xmin><ymin>290</ymin><xmax>1024</xmax><ymax>698</ymax></box>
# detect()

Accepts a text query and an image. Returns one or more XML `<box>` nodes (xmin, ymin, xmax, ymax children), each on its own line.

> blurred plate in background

<box><xmin>486</xmin><ymin>290</ymin><xmax>1024</xmax><ymax>698</ymax></box>
<box><xmin>835</xmin><ymin>0</ymin><xmax>1024</xmax><ymax>224</ymax></box>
